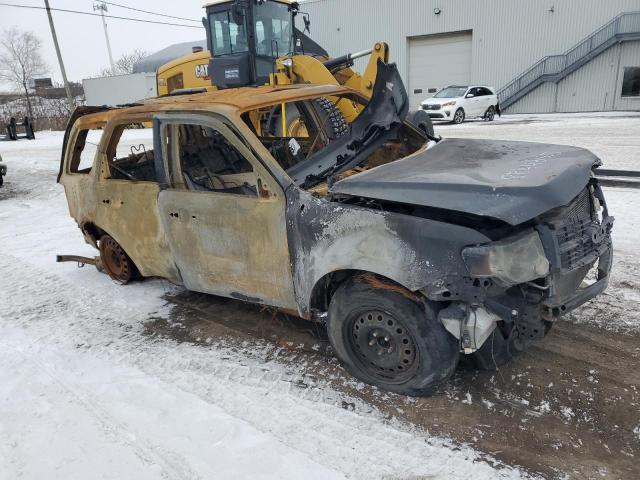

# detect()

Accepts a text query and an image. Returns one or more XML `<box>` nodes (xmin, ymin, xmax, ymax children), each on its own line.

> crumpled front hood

<box><xmin>331</xmin><ymin>138</ymin><xmax>599</xmax><ymax>225</ymax></box>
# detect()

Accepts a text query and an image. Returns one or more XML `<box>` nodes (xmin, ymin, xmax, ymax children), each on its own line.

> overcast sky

<box><xmin>0</xmin><ymin>0</ymin><xmax>210</xmax><ymax>90</ymax></box>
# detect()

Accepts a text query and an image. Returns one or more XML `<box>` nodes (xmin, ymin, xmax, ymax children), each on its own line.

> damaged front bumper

<box><xmin>427</xmin><ymin>182</ymin><xmax>614</xmax><ymax>351</ymax></box>
<box><xmin>541</xmin><ymin>243</ymin><xmax>612</xmax><ymax>319</ymax></box>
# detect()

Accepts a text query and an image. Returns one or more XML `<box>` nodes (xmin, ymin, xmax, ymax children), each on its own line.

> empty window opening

<box><xmin>69</xmin><ymin>124</ymin><xmax>106</xmax><ymax>174</ymax></box>
<box><xmin>172</xmin><ymin>123</ymin><xmax>257</xmax><ymax>196</ymax></box>
<box><xmin>241</xmin><ymin>95</ymin><xmax>426</xmax><ymax>197</ymax></box>
<box><xmin>106</xmin><ymin>122</ymin><xmax>156</xmax><ymax>182</ymax></box>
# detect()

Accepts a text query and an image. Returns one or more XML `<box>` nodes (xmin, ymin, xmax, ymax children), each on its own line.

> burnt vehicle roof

<box><xmin>78</xmin><ymin>84</ymin><xmax>361</xmax><ymax>123</ymax></box>
<box><xmin>332</xmin><ymin>138</ymin><xmax>599</xmax><ymax>225</ymax></box>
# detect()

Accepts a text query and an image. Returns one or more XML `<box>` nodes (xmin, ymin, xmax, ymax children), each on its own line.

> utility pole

<box><xmin>94</xmin><ymin>1</ymin><xmax>115</xmax><ymax>72</ymax></box>
<box><xmin>44</xmin><ymin>0</ymin><xmax>75</xmax><ymax>111</ymax></box>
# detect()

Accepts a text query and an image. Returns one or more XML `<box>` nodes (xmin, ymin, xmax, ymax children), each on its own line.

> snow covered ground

<box><xmin>0</xmin><ymin>133</ymin><xmax>528</xmax><ymax>479</ymax></box>
<box><xmin>1</xmin><ymin>111</ymin><xmax>639</xmax><ymax>479</ymax></box>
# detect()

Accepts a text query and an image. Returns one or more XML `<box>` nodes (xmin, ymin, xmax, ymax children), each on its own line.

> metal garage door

<box><xmin>408</xmin><ymin>31</ymin><xmax>472</xmax><ymax>109</ymax></box>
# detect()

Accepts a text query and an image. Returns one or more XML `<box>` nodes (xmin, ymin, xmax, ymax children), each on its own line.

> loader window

<box><xmin>172</xmin><ymin>123</ymin><xmax>257</xmax><ymax>196</ymax></box>
<box><xmin>106</xmin><ymin>122</ymin><xmax>157</xmax><ymax>182</ymax></box>
<box><xmin>210</xmin><ymin>10</ymin><xmax>249</xmax><ymax>56</ymax></box>
<box><xmin>69</xmin><ymin>125</ymin><xmax>105</xmax><ymax>174</ymax></box>
<box><xmin>253</xmin><ymin>1</ymin><xmax>292</xmax><ymax>57</ymax></box>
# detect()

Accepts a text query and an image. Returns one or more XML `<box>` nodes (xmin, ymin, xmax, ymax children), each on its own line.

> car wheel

<box><xmin>327</xmin><ymin>274</ymin><xmax>459</xmax><ymax>396</ymax></box>
<box><xmin>0</xmin><ymin>174</ymin><xmax>3</xmax><ymax>187</ymax></box>
<box><xmin>452</xmin><ymin>108</ymin><xmax>465</xmax><ymax>124</ymax></box>
<box><xmin>99</xmin><ymin>234</ymin><xmax>135</xmax><ymax>284</ymax></box>
<box><xmin>484</xmin><ymin>106</ymin><xmax>496</xmax><ymax>121</ymax></box>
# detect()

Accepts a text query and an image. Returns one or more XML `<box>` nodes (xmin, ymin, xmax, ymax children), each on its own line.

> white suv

<box><xmin>421</xmin><ymin>85</ymin><xmax>499</xmax><ymax>124</ymax></box>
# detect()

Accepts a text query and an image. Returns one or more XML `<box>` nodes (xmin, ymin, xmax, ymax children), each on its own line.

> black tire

<box><xmin>327</xmin><ymin>275</ymin><xmax>458</xmax><ymax>396</ymax></box>
<box><xmin>406</xmin><ymin>110</ymin><xmax>435</xmax><ymax>137</ymax></box>
<box><xmin>452</xmin><ymin>108</ymin><xmax>465</xmax><ymax>124</ymax></box>
<box><xmin>267</xmin><ymin>97</ymin><xmax>347</xmax><ymax>140</ymax></box>
<box><xmin>0</xmin><ymin>174</ymin><xmax>3</xmax><ymax>187</ymax></box>
<box><xmin>484</xmin><ymin>106</ymin><xmax>495</xmax><ymax>122</ymax></box>
<box><xmin>313</xmin><ymin>97</ymin><xmax>348</xmax><ymax>139</ymax></box>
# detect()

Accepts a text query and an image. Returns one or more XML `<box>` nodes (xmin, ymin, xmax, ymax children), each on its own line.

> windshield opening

<box><xmin>433</xmin><ymin>86</ymin><xmax>468</xmax><ymax>98</ymax></box>
<box><xmin>241</xmin><ymin>95</ymin><xmax>425</xmax><ymax>196</ymax></box>
<box><xmin>254</xmin><ymin>2</ymin><xmax>292</xmax><ymax>57</ymax></box>
<box><xmin>209</xmin><ymin>10</ymin><xmax>249</xmax><ymax>56</ymax></box>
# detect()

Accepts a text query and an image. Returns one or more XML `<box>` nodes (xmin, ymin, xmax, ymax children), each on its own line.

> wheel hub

<box><xmin>100</xmin><ymin>236</ymin><xmax>132</xmax><ymax>283</ymax></box>
<box><xmin>350</xmin><ymin>310</ymin><xmax>417</xmax><ymax>382</ymax></box>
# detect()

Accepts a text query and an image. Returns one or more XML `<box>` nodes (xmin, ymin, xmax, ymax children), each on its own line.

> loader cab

<box><xmin>205</xmin><ymin>0</ymin><xmax>295</xmax><ymax>88</ymax></box>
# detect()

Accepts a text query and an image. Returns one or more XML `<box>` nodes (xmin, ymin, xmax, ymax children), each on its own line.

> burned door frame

<box><xmin>153</xmin><ymin>112</ymin><xmax>298</xmax><ymax>309</ymax></box>
<box><xmin>93</xmin><ymin>112</ymin><xmax>180</xmax><ymax>282</ymax></box>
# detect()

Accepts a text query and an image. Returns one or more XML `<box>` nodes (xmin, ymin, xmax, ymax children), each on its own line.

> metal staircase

<box><xmin>498</xmin><ymin>11</ymin><xmax>640</xmax><ymax>109</ymax></box>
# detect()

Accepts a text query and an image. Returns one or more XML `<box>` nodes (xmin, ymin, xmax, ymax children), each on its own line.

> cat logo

<box><xmin>195</xmin><ymin>64</ymin><xmax>209</xmax><ymax>79</ymax></box>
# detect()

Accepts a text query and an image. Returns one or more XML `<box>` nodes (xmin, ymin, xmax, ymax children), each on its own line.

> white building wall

<box><xmin>302</xmin><ymin>0</ymin><xmax>640</xmax><ymax>112</ymax></box>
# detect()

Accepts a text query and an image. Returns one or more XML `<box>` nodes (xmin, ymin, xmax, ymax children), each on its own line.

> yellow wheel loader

<box><xmin>157</xmin><ymin>0</ymin><xmax>434</xmax><ymax>136</ymax></box>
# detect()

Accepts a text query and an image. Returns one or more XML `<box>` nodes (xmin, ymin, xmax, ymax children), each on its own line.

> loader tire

<box><xmin>313</xmin><ymin>97</ymin><xmax>348</xmax><ymax>139</ymax></box>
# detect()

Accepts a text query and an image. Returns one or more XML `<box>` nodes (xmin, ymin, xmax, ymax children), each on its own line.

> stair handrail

<box><xmin>497</xmin><ymin>11</ymin><xmax>640</xmax><ymax>103</ymax></box>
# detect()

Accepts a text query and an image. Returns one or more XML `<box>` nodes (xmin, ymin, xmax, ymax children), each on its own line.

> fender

<box><xmin>285</xmin><ymin>188</ymin><xmax>490</xmax><ymax>316</ymax></box>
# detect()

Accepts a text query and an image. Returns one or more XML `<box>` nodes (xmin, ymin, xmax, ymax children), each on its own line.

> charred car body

<box><xmin>58</xmin><ymin>64</ymin><xmax>613</xmax><ymax>396</ymax></box>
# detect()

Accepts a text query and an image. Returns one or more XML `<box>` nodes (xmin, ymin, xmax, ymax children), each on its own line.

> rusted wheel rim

<box><xmin>99</xmin><ymin>236</ymin><xmax>132</xmax><ymax>284</ymax></box>
<box><xmin>349</xmin><ymin>309</ymin><xmax>418</xmax><ymax>384</ymax></box>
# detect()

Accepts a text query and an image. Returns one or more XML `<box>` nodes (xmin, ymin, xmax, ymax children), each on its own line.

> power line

<box><xmin>89</xmin><ymin>0</ymin><xmax>201</xmax><ymax>23</ymax></box>
<box><xmin>0</xmin><ymin>2</ymin><xmax>202</xmax><ymax>28</ymax></box>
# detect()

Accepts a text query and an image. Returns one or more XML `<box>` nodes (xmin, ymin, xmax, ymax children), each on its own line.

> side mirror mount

<box><xmin>231</xmin><ymin>0</ymin><xmax>245</xmax><ymax>25</ymax></box>
<box><xmin>465</xmin><ymin>93</ymin><xmax>475</xmax><ymax>98</ymax></box>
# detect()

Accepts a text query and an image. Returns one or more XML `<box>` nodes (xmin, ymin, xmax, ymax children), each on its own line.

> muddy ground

<box><xmin>142</xmin><ymin>290</ymin><xmax>640</xmax><ymax>479</ymax></box>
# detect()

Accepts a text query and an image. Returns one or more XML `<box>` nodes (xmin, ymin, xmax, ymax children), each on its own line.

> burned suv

<box><xmin>58</xmin><ymin>64</ymin><xmax>613</xmax><ymax>396</ymax></box>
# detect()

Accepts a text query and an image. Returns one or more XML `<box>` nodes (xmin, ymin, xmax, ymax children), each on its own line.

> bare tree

<box><xmin>100</xmin><ymin>49</ymin><xmax>149</xmax><ymax>76</ymax></box>
<box><xmin>0</xmin><ymin>28</ymin><xmax>48</xmax><ymax>120</ymax></box>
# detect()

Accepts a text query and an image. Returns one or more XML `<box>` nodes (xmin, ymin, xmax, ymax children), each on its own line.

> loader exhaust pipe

<box><xmin>323</xmin><ymin>48</ymin><xmax>373</xmax><ymax>71</ymax></box>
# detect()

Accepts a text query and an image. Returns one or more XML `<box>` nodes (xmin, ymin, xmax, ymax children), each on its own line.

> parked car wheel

<box><xmin>327</xmin><ymin>274</ymin><xmax>458</xmax><ymax>396</ymax></box>
<box><xmin>484</xmin><ymin>106</ymin><xmax>496</xmax><ymax>121</ymax></box>
<box><xmin>452</xmin><ymin>108</ymin><xmax>465</xmax><ymax>124</ymax></box>
<box><xmin>99</xmin><ymin>234</ymin><xmax>135</xmax><ymax>284</ymax></box>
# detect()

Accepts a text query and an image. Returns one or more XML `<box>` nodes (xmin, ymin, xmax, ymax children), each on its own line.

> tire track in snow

<box><xmin>1</xmin><ymin>253</ymin><xmax>531</xmax><ymax>479</ymax></box>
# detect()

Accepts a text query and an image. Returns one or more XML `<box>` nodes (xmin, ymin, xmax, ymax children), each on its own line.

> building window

<box><xmin>621</xmin><ymin>67</ymin><xmax>640</xmax><ymax>97</ymax></box>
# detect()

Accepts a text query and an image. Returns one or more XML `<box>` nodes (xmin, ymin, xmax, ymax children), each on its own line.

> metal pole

<box><xmin>94</xmin><ymin>2</ymin><xmax>115</xmax><ymax>71</ymax></box>
<box><xmin>43</xmin><ymin>0</ymin><xmax>75</xmax><ymax>110</ymax></box>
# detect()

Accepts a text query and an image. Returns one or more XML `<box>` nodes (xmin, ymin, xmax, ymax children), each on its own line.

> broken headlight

<box><xmin>461</xmin><ymin>230</ymin><xmax>550</xmax><ymax>285</ymax></box>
